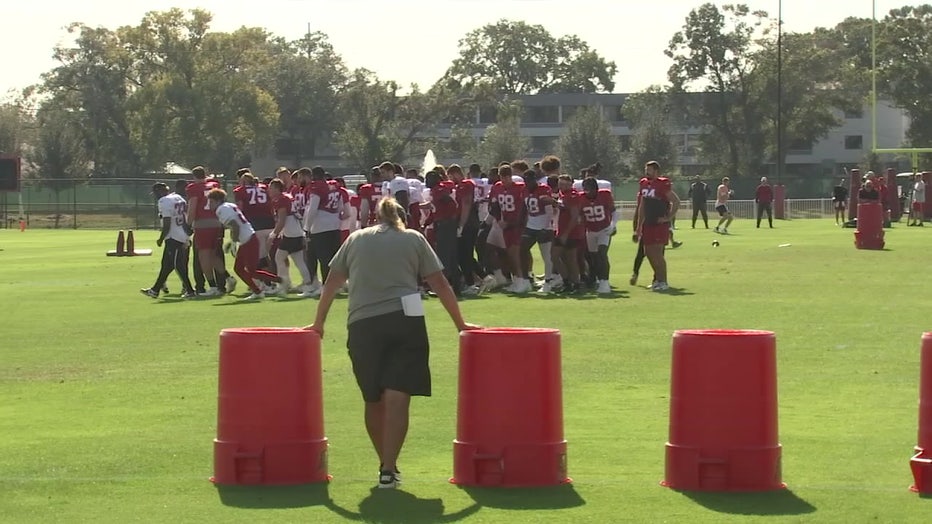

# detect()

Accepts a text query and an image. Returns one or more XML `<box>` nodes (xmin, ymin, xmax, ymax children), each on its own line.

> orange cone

<box><xmin>116</xmin><ymin>230</ymin><xmax>125</xmax><ymax>255</ymax></box>
<box><xmin>126</xmin><ymin>230</ymin><xmax>135</xmax><ymax>256</ymax></box>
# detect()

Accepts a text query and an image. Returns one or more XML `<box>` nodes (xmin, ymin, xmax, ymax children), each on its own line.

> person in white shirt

<box><xmin>714</xmin><ymin>177</ymin><xmax>735</xmax><ymax>234</ymax></box>
<box><xmin>303</xmin><ymin>167</ymin><xmax>351</xmax><ymax>294</ymax></box>
<box><xmin>140</xmin><ymin>183</ymin><xmax>196</xmax><ymax>299</ymax></box>
<box><xmin>208</xmin><ymin>188</ymin><xmax>282</xmax><ymax>300</ymax></box>
<box><xmin>910</xmin><ymin>173</ymin><xmax>926</xmax><ymax>226</ymax></box>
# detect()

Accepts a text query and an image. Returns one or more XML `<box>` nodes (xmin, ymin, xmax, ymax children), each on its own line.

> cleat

<box><xmin>478</xmin><ymin>275</ymin><xmax>497</xmax><ymax>294</ymax></box>
<box><xmin>671</xmin><ymin>240</ymin><xmax>683</xmax><ymax>248</ymax></box>
<box><xmin>225</xmin><ymin>276</ymin><xmax>237</xmax><ymax>293</ymax></box>
<box><xmin>161</xmin><ymin>286</ymin><xmax>170</xmax><ymax>295</ymax></box>
<box><xmin>181</xmin><ymin>291</ymin><xmax>197</xmax><ymax>299</ymax></box>
<box><xmin>201</xmin><ymin>287</ymin><xmax>222</xmax><ymax>297</ymax></box>
<box><xmin>597</xmin><ymin>280</ymin><xmax>612</xmax><ymax>294</ymax></box>
<box><xmin>377</xmin><ymin>470</ymin><xmax>399</xmax><ymax>489</ymax></box>
<box><xmin>242</xmin><ymin>291</ymin><xmax>264</xmax><ymax>301</ymax></box>
<box><xmin>629</xmin><ymin>273</ymin><xmax>639</xmax><ymax>286</ymax></box>
<box><xmin>653</xmin><ymin>281</ymin><xmax>670</xmax><ymax>292</ymax></box>
<box><xmin>140</xmin><ymin>288</ymin><xmax>159</xmax><ymax>299</ymax></box>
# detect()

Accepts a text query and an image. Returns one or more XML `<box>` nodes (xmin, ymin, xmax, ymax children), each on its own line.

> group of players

<box><xmin>140</xmin><ymin>156</ymin><xmax>682</xmax><ymax>300</ymax></box>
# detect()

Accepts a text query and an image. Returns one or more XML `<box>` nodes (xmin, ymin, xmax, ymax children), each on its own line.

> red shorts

<box><xmin>912</xmin><ymin>202</ymin><xmax>924</xmax><ymax>213</ymax></box>
<box><xmin>502</xmin><ymin>225</ymin><xmax>523</xmax><ymax>248</ymax></box>
<box><xmin>194</xmin><ymin>227</ymin><xmax>222</xmax><ymax>250</ymax></box>
<box><xmin>641</xmin><ymin>223</ymin><xmax>670</xmax><ymax>246</ymax></box>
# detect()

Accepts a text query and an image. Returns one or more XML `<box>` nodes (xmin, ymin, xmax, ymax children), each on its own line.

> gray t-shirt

<box><xmin>913</xmin><ymin>181</ymin><xmax>926</xmax><ymax>204</ymax></box>
<box><xmin>329</xmin><ymin>225</ymin><xmax>443</xmax><ymax>325</ymax></box>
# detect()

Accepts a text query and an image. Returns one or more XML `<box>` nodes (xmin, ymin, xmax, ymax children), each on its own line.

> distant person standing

<box><xmin>688</xmin><ymin>176</ymin><xmax>709</xmax><ymax>229</ymax></box>
<box><xmin>140</xmin><ymin>183</ymin><xmax>196</xmax><ymax>299</ymax></box>
<box><xmin>832</xmin><ymin>178</ymin><xmax>849</xmax><ymax>225</ymax></box>
<box><xmin>714</xmin><ymin>177</ymin><xmax>734</xmax><ymax>234</ymax></box>
<box><xmin>910</xmin><ymin>173</ymin><xmax>926</xmax><ymax>226</ymax></box>
<box><xmin>755</xmin><ymin>176</ymin><xmax>774</xmax><ymax>228</ymax></box>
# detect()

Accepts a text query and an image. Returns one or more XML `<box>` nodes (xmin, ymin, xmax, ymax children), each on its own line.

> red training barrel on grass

<box><xmin>910</xmin><ymin>332</ymin><xmax>932</xmax><ymax>494</ymax></box>
<box><xmin>855</xmin><ymin>202</ymin><xmax>885</xmax><ymax>250</ymax></box>
<box><xmin>452</xmin><ymin>328</ymin><xmax>570</xmax><ymax>487</ymax></box>
<box><xmin>211</xmin><ymin>327</ymin><xmax>329</xmax><ymax>485</ymax></box>
<box><xmin>662</xmin><ymin>329</ymin><xmax>784</xmax><ymax>492</ymax></box>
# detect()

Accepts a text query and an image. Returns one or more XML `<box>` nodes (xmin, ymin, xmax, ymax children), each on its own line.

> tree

<box><xmin>256</xmin><ymin>32</ymin><xmax>348</xmax><ymax>166</ymax></box>
<box><xmin>0</xmin><ymin>90</ymin><xmax>36</xmax><ymax>156</ymax></box>
<box><xmin>666</xmin><ymin>3</ymin><xmax>770</xmax><ymax>179</ymax></box>
<box><xmin>624</xmin><ymin>87</ymin><xmax>680</xmax><ymax>176</ymax></box>
<box><xmin>556</xmin><ymin>106</ymin><xmax>624</xmax><ymax>181</ymax></box>
<box><xmin>752</xmin><ymin>29</ymin><xmax>862</xmax><ymax>174</ymax></box>
<box><xmin>333</xmin><ymin>69</ymin><xmax>465</xmax><ymax>169</ymax></box>
<box><xmin>30</xmin><ymin>103</ymin><xmax>91</xmax><ymax>228</ymax></box>
<box><xmin>445</xmin><ymin>20</ymin><xmax>617</xmax><ymax>94</ymax></box>
<box><xmin>875</xmin><ymin>5</ymin><xmax>932</xmax><ymax>148</ymax></box>
<box><xmin>470</xmin><ymin>101</ymin><xmax>529</xmax><ymax>169</ymax></box>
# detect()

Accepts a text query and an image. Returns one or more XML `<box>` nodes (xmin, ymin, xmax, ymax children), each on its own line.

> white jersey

<box><xmin>157</xmin><ymin>193</ymin><xmax>190</xmax><ymax>243</ymax></box>
<box><xmin>572</xmin><ymin>179</ymin><xmax>612</xmax><ymax>191</ymax></box>
<box><xmin>407</xmin><ymin>178</ymin><xmax>426</xmax><ymax>203</ymax></box>
<box><xmin>381</xmin><ymin>180</ymin><xmax>391</xmax><ymax>198</ymax></box>
<box><xmin>215</xmin><ymin>202</ymin><xmax>256</xmax><ymax>244</ymax></box>
<box><xmin>475</xmin><ymin>178</ymin><xmax>492</xmax><ymax>222</ymax></box>
<box><xmin>913</xmin><ymin>181</ymin><xmax>926</xmax><ymax>203</ymax></box>
<box><xmin>389</xmin><ymin>176</ymin><xmax>409</xmax><ymax>197</ymax></box>
<box><xmin>342</xmin><ymin>189</ymin><xmax>358</xmax><ymax>232</ymax></box>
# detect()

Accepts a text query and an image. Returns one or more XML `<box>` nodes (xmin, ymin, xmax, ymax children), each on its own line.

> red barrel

<box><xmin>855</xmin><ymin>202</ymin><xmax>885</xmax><ymax>250</ymax></box>
<box><xmin>662</xmin><ymin>329</ymin><xmax>784</xmax><ymax>491</ymax></box>
<box><xmin>452</xmin><ymin>328</ymin><xmax>569</xmax><ymax>487</ymax></box>
<box><xmin>910</xmin><ymin>332</ymin><xmax>932</xmax><ymax>494</ymax></box>
<box><xmin>211</xmin><ymin>327</ymin><xmax>329</xmax><ymax>485</ymax></box>
<box><xmin>773</xmin><ymin>184</ymin><xmax>785</xmax><ymax>220</ymax></box>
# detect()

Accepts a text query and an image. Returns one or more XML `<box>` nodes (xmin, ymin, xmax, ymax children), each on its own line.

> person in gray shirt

<box><xmin>305</xmin><ymin>197</ymin><xmax>477</xmax><ymax>489</ymax></box>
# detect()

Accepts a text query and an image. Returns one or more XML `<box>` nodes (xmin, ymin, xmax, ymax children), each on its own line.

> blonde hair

<box><xmin>377</xmin><ymin>197</ymin><xmax>406</xmax><ymax>230</ymax></box>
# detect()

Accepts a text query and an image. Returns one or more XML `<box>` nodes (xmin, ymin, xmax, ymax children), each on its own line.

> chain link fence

<box><xmin>0</xmin><ymin>178</ymin><xmax>234</xmax><ymax>230</ymax></box>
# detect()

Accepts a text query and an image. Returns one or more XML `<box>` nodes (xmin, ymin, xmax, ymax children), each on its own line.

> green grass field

<box><xmin>2</xmin><ymin>221</ymin><xmax>930</xmax><ymax>523</ymax></box>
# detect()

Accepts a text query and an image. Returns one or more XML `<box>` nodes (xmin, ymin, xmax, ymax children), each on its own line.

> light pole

<box><xmin>776</xmin><ymin>0</ymin><xmax>783</xmax><ymax>185</ymax></box>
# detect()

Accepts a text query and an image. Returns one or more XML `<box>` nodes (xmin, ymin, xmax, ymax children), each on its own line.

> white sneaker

<box><xmin>479</xmin><ymin>275</ymin><xmax>497</xmax><ymax>294</ymax></box>
<box><xmin>269</xmin><ymin>282</ymin><xmax>289</xmax><ymax>297</ymax></box>
<box><xmin>225</xmin><ymin>276</ymin><xmax>237</xmax><ymax>293</ymax></box>
<box><xmin>597</xmin><ymin>280</ymin><xmax>612</xmax><ymax>294</ymax></box>
<box><xmin>714</xmin><ymin>226</ymin><xmax>721</xmax><ymax>233</ymax></box>
<box><xmin>539</xmin><ymin>280</ymin><xmax>553</xmax><ymax>293</ymax></box>
<box><xmin>551</xmin><ymin>275</ymin><xmax>564</xmax><ymax>289</ymax></box>
<box><xmin>201</xmin><ymin>287</ymin><xmax>221</xmax><ymax>297</ymax></box>
<box><xmin>721</xmin><ymin>228</ymin><xmax>729</xmax><ymax>235</ymax></box>
<box><xmin>647</xmin><ymin>281</ymin><xmax>658</xmax><ymax>290</ymax></box>
<box><xmin>462</xmin><ymin>285</ymin><xmax>480</xmax><ymax>297</ymax></box>
<box><xmin>300</xmin><ymin>283</ymin><xmax>321</xmax><ymax>298</ymax></box>
<box><xmin>653</xmin><ymin>281</ymin><xmax>670</xmax><ymax>292</ymax></box>
<box><xmin>512</xmin><ymin>278</ymin><xmax>531</xmax><ymax>294</ymax></box>
<box><xmin>242</xmin><ymin>291</ymin><xmax>264</xmax><ymax>301</ymax></box>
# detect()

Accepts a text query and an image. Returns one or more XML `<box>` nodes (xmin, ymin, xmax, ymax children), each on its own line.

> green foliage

<box><xmin>556</xmin><ymin>106</ymin><xmax>624</xmax><ymax>180</ymax></box>
<box><xmin>624</xmin><ymin>87</ymin><xmax>680</xmax><ymax>176</ymax></box>
<box><xmin>470</xmin><ymin>101</ymin><xmax>529</xmax><ymax>168</ymax></box>
<box><xmin>445</xmin><ymin>19</ymin><xmax>616</xmax><ymax>95</ymax></box>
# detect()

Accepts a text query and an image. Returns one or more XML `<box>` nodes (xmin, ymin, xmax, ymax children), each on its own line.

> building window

<box><xmin>788</xmin><ymin>138</ymin><xmax>813</xmax><ymax>155</ymax></box>
<box><xmin>844</xmin><ymin>135</ymin><xmax>863</xmax><ymax>150</ymax></box>
<box><xmin>530</xmin><ymin>136</ymin><xmax>558</xmax><ymax>152</ymax></box>
<box><xmin>844</xmin><ymin>108</ymin><xmax>864</xmax><ymax>119</ymax></box>
<box><xmin>478</xmin><ymin>106</ymin><xmax>498</xmax><ymax>125</ymax></box>
<box><xmin>561</xmin><ymin>105</ymin><xmax>580</xmax><ymax>122</ymax></box>
<box><xmin>523</xmin><ymin>105</ymin><xmax>559</xmax><ymax>124</ymax></box>
<box><xmin>603</xmin><ymin>105</ymin><xmax>624</xmax><ymax>123</ymax></box>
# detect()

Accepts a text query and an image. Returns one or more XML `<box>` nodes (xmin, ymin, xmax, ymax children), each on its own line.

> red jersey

<box><xmin>308</xmin><ymin>180</ymin><xmax>342</xmax><ymax>215</ymax></box>
<box><xmin>581</xmin><ymin>189</ymin><xmax>616</xmax><ymax>232</ymax></box>
<box><xmin>455</xmin><ymin>178</ymin><xmax>476</xmax><ymax>209</ymax></box>
<box><xmin>431</xmin><ymin>180</ymin><xmax>458</xmax><ymax>222</ymax></box>
<box><xmin>526</xmin><ymin>183</ymin><xmax>553</xmax><ymax>218</ymax></box>
<box><xmin>233</xmin><ymin>183</ymin><xmax>274</xmax><ymax>225</ymax></box>
<box><xmin>185</xmin><ymin>179</ymin><xmax>221</xmax><ymax>222</ymax></box>
<box><xmin>490</xmin><ymin>181</ymin><xmax>527</xmax><ymax>225</ymax></box>
<box><xmin>557</xmin><ymin>189</ymin><xmax>585</xmax><ymax>240</ymax></box>
<box><xmin>639</xmin><ymin>176</ymin><xmax>672</xmax><ymax>225</ymax></box>
<box><xmin>357</xmin><ymin>183</ymin><xmax>381</xmax><ymax>225</ymax></box>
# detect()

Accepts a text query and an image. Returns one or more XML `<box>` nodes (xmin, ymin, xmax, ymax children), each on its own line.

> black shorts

<box><xmin>553</xmin><ymin>237</ymin><xmax>579</xmax><ymax>249</ymax></box>
<box><xmin>347</xmin><ymin>310</ymin><xmax>431</xmax><ymax>402</ymax></box>
<box><xmin>834</xmin><ymin>200</ymin><xmax>846</xmax><ymax>210</ymax></box>
<box><xmin>249</xmin><ymin>215</ymin><xmax>276</xmax><ymax>231</ymax></box>
<box><xmin>522</xmin><ymin>228</ymin><xmax>554</xmax><ymax>247</ymax></box>
<box><xmin>279</xmin><ymin>235</ymin><xmax>305</xmax><ymax>254</ymax></box>
<box><xmin>715</xmin><ymin>204</ymin><xmax>729</xmax><ymax>216</ymax></box>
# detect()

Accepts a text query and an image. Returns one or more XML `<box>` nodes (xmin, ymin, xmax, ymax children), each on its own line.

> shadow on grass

<box><xmin>459</xmin><ymin>483</ymin><xmax>585</xmax><ymax>510</ymax></box>
<box><xmin>215</xmin><ymin>482</ymin><xmax>331</xmax><ymax>509</ymax></box>
<box><xmin>325</xmin><ymin>488</ymin><xmax>480</xmax><ymax>523</ymax></box>
<box><xmin>675</xmin><ymin>488</ymin><xmax>816</xmax><ymax>516</ymax></box>
<box><xmin>660</xmin><ymin>287</ymin><xmax>694</xmax><ymax>296</ymax></box>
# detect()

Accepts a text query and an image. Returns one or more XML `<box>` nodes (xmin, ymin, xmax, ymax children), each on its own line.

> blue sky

<box><xmin>0</xmin><ymin>0</ymin><xmax>917</xmax><ymax>97</ymax></box>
